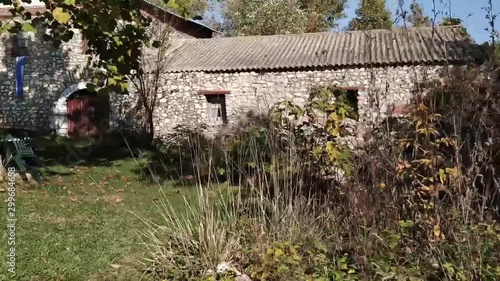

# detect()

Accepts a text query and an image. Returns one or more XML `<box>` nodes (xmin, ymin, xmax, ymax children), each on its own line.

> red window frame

<box><xmin>199</xmin><ymin>90</ymin><xmax>230</xmax><ymax>96</ymax></box>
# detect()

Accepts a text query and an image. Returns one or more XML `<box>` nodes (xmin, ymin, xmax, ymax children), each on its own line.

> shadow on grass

<box><xmin>10</xmin><ymin>128</ymin><xmax>229</xmax><ymax>187</ymax></box>
<box><xmin>33</xmin><ymin>132</ymin><xmax>150</xmax><ymax>168</ymax></box>
<box><xmin>131</xmin><ymin>150</ymin><xmax>203</xmax><ymax>188</ymax></box>
<box><xmin>132</xmin><ymin>136</ymin><xmax>235</xmax><ymax>188</ymax></box>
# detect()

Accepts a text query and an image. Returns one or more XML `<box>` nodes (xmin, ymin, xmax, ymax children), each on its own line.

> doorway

<box><xmin>66</xmin><ymin>90</ymin><xmax>109</xmax><ymax>138</ymax></box>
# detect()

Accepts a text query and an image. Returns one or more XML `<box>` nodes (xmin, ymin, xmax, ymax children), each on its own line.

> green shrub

<box><xmin>247</xmin><ymin>242</ymin><xmax>305</xmax><ymax>280</ymax></box>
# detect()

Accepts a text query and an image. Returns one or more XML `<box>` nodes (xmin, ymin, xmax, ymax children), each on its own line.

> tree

<box><xmin>483</xmin><ymin>0</ymin><xmax>498</xmax><ymax>45</ymax></box>
<box><xmin>222</xmin><ymin>0</ymin><xmax>346</xmax><ymax>36</ymax></box>
<box><xmin>1</xmin><ymin>0</ymin><xmax>195</xmax><ymax>93</ymax></box>
<box><xmin>495</xmin><ymin>43</ymin><xmax>500</xmax><ymax>68</ymax></box>
<box><xmin>128</xmin><ymin>21</ymin><xmax>171</xmax><ymax>142</ymax></box>
<box><xmin>407</xmin><ymin>0</ymin><xmax>431</xmax><ymax>27</ymax></box>
<box><xmin>347</xmin><ymin>0</ymin><xmax>392</xmax><ymax>30</ymax></box>
<box><xmin>148</xmin><ymin>0</ymin><xmax>208</xmax><ymax>18</ymax></box>
<box><xmin>440</xmin><ymin>17</ymin><xmax>462</xmax><ymax>26</ymax></box>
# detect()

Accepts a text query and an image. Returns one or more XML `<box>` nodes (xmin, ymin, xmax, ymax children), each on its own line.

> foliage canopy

<box><xmin>347</xmin><ymin>0</ymin><xmax>392</xmax><ymax>30</ymax></box>
<box><xmin>407</xmin><ymin>0</ymin><xmax>431</xmax><ymax>27</ymax></box>
<box><xmin>222</xmin><ymin>0</ymin><xmax>347</xmax><ymax>36</ymax></box>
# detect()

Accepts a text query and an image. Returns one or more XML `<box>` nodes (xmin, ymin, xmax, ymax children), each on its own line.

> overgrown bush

<box><xmin>142</xmin><ymin>67</ymin><xmax>500</xmax><ymax>280</ymax></box>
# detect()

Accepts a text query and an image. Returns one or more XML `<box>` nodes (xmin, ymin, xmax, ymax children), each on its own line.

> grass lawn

<box><xmin>0</xmin><ymin>154</ymin><xmax>197</xmax><ymax>281</ymax></box>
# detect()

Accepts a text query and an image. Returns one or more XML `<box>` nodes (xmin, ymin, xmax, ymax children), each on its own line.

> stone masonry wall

<box><xmin>0</xmin><ymin>19</ymin><xmax>196</xmax><ymax>134</ymax></box>
<box><xmin>0</xmin><ymin>27</ymin><xmax>88</xmax><ymax>132</ymax></box>
<box><xmin>115</xmin><ymin>19</ymin><xmax>196</xmax><ymax>133</ymax></box>
<box><xmin>154</xmin><ymin>65</ymin><xmax>448</xmax><ymax>138</ymax></box>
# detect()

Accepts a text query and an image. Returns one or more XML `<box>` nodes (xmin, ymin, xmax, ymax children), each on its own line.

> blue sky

<box><xmin>206</xmin><ymin>0</ymin><xmax>499</xmax><ymax>43</ymax></box>
<box><xmin>338</xmin><ymin>0</ymin><xmax>499</xmax><ymax>43</ymax></box>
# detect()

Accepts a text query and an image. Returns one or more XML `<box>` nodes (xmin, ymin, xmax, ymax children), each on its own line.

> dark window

<box><xmin>337</xmin><ymin>88</ymin><xmax>360</xmax><ymax>120</ymax></box>
<box><xmin>204</xmin><ymin>94</ymin><xmax>227</xmax><ymax>125</ymax></box>
<box><xmin>11</xmin><ymin>31</ymin><xmax>30</xmax><ymax>57</ymax></box>
<box><xmin>346</xmin><ymin>89</ymin><xmax>359</xmax><ymax>118</ymax></box>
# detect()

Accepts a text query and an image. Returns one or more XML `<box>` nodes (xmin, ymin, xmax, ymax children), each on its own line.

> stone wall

<box><xmin>116</xmin><ymin>19</ymin><xmax>196</xmax><ymax>133</ymax></box>
<box><xmin>0</xmin><ymin>19</ymin><xmax>197</xmax><ymax>134</ymax></box>
<box><xmin>0</xmin><ymin>27</ymin><xmax>89</xmax><ymax>132</ymax></box>
<box><xmin>154</xmin><ymin>65</ymin><xmax>448</xmax><ymax>138</ymax></box>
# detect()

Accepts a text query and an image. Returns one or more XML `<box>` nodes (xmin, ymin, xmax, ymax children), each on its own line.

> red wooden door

<box><xmin>67</xmin><ymin>93</ymin><xmax>107</xmax><ymax>138</ymax></box>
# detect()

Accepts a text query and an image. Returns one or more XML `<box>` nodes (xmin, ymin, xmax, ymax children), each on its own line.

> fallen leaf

<box><xmin>0</xmin><ymin>187</ymin><xmax>5</xmax><ymax>192</ymax></box>
<box><xmin>110</xmin><ymin>264</ymin><xmax>122</xmax><ymax>269</ymax></box>
<box><xmin>70</xmin><ymin>196</ymin><xmax>78</xmax><ymax>202</ymax></box>
<box><xmin>115</xmin><ymin>197</ymin><xmax>124</xmax><ymax>203</ymax></box>
<box><xmin>116</xmin><ymin>189</ymin><xmax>124</xmax><ymax>193</ymax></box>
<box><xmin>433</xmin><ymin>224</ymin><xmax>441</xmax><ymax>237</ymax></box>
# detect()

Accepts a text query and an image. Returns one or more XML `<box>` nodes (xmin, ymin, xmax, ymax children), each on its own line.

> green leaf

<box><xmin>107</xmin><ymin>65</ymin><xmax>118</xmax><ymax>73</ymax></box>
<box><xmin>274</xmin><ymin>248</ymin><xmax>284</xmax><ymax>257</ymax></box>
<box><xmin>399</xmin><ymin>220</ymin><xmax>415</xmax><ymax>228</ymax></box>
<box><xmin>443</xmin><ymin>263</ymin><xmax>455</xmax><ymax>274</ymax></box>
<box><xmin>445</xmin><ymin>167</ymin><xmax>458</xmax><ymax>178</ymax></box>
<box><xmin>21</xmin><ymin>23</ymin><xmax>36</xmax><ymax>32</ymax></box>
<box><xmin>439</xmin><ymin>168</ymin><xmax>446</xmax><ymax>183</ymax></box>
<box><xmin>113</xmin><ymin>36</ymin><xmax>122</xmax><ymax>46</ymax></box>
<box><xmin>119</xmin><ymin>81</ymin><xmax>129</xmax><ymax>91</ymax></box>
<box><xmin>107</xmin><ymin>77</ymin><xmax>117</xmax><ymax>86</ymax></box>
<box><xmin>0</xmin><ymin>23</ymin><xmax>12</xmax><ymax>33</ymax></box>
<box><xmin>217</xmin><ymin>167</ymin><xmax>225</xmax><ymax>175</ymax></box>
<box><xmin>64</xmin><ymin>0</ymin><xmax>76</xmax><ymax>5</ymax></box>
<box><xmin>166</xmin><ymin>0</ymin><xmax>180</xmax><ymax>11</ymax></box>
<box><xmin>53</xmin><ymin>7</ymin><xmax>71</xmax><ymax>24</ymax></box>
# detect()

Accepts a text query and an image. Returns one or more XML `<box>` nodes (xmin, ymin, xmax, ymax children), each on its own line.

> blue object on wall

<box><xmin>15</xmin><ymin>56</ymin><xmax>26</xmax><ymax>98</ymax></box>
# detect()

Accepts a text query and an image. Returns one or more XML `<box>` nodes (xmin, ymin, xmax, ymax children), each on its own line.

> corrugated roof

<box><xmin>165</xmin><ymin>26</ymin><xmax>475</xmax><ymax>73</ymax></box>
<box><xmin>141</xmin><ymin>0</ymin><xmax>221</xmax><ymax>35</ymax></box>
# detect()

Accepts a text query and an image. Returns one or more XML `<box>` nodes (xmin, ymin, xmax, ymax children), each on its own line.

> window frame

<box><xmin>201</xmin><ymin>91</ymin><xmax>229</xmax><ymax>125</ymax></box>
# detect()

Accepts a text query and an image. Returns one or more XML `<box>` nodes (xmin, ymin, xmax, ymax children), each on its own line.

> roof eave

<box><xmin>165</xmin><ymin>59</ymin><xmax>474</xmax><ymax>74</ymax></box>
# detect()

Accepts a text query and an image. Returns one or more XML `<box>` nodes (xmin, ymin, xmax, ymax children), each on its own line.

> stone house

<box><xmin>0</xmin><ymin>1</ymin><xmax>475</xmax><ymax>140</ymax></box>
<box><xmin>0</xmin><ymin>0</ymin><xmax>218</xmax><ymax>137</ymax></box>
<box><xmin>155</xmin><ymin>25</ymin><xmax>474</xmax><ymax>138</ymax></box>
